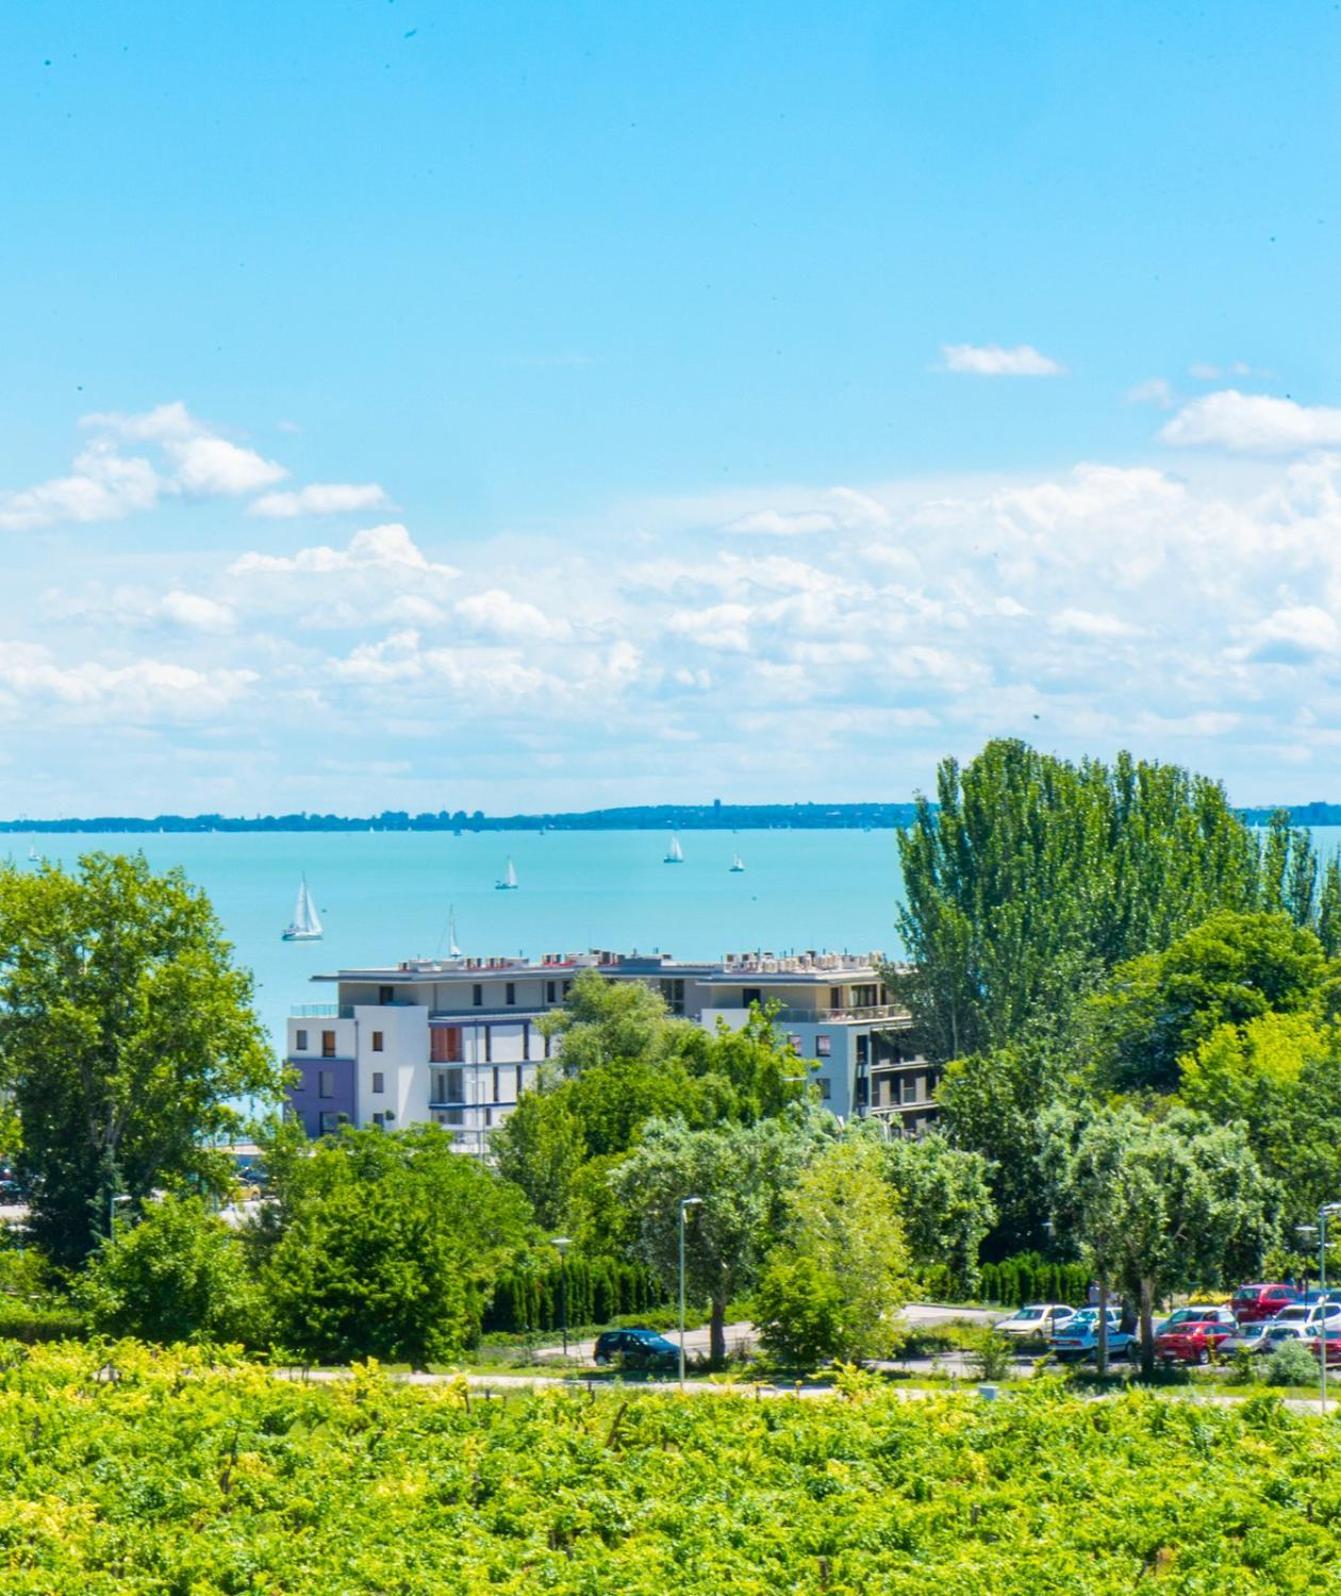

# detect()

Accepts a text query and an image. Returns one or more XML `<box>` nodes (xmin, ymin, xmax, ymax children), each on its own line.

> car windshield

<box><xmin>1014</xmin><ymin>1308</ymin><xmax>1045</xmax><ymax>1322</ymax></box>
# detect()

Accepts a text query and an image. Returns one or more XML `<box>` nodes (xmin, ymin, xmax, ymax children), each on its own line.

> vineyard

<box><xmin>0</xmin><ymin>1345</ymin><xmax>1338</xmax><ymax>1592</ymax></box>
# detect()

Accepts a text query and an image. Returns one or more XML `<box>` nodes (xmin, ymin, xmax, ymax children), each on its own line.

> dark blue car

<box><xmin>593</xmin><ymin>1328</ymin><xmax>680</xmax><ymax>1371</ymax></box>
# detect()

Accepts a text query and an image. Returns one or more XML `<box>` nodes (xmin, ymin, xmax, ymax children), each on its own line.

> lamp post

<box><xmin>108</xmin><ymin>1192</ymin><xmax>131</xmax><ymax>1239</ymax></box>
<box><xmin>678</xmin><ymin>1197</ymin><xmax>704</xmax><ymax>1390</ymax></box>
<box><xmin>1317</xmin><ymin>1204</ymin><xmax>1341</xmax><ymax>1414</ymax></box>
<box><xmin>550</xmin><ymin>1236</ymin><xmax>572</xmax><ymax>1359</ymax></box>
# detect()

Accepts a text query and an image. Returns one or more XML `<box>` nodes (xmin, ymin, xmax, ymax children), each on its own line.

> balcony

<box><xmin>292</xmin><ymin>1003</ymin><xmax>351</xmax><ymax>1019</ymax></box>
<box><xmin>768</xmin><ymin>1004</ymin><xmax>909</xmax><ymax>1025</ymax></box>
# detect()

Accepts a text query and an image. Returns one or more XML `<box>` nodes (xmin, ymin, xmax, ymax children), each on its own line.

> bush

<box><xmin>77</xmin><ymin>1194</ymin><xmax>259</xmax><ymax>1345</ymax></box>
<box><xmin>978</xmin><ymin>1252</ymin><xmax>1091</xmax><ymax>1307</ymax></box>
<box><xmin>753</xmin><ymin>1254</ymin><xmax>846</xmax><ymax>1368</ymax></box>
<box><xmin>1265</xmin><ymin>1338</ymin><xmax>1319</xmax><ymax>1388</ymax></box>
<box><xmin>966</xmin><ymin>1329</ymin><xmax>1015</xmax><ymax>1382</ymax></box>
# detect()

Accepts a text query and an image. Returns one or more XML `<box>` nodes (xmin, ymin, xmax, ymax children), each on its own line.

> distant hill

<box><xmin>0</xmin><ymin>801</ymin><xmax>920</xmax><ymax>834</ymax></box>
<box><xmin>5</xmin><ymin>800</ymin><xmax>1338</xmax><ymax>835</ymax></box>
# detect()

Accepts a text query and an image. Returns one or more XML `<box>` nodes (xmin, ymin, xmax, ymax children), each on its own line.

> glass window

<box><xmin>902</xmin><ymin>1077</ymin><xmax>919</xmax><ymax>1104</ymax></box>
<box><xmin>371</xmin><ymin>1072</ymin><xmax>384</xmax><ymax>1094</ymax></box>
<box><xmin>515</xmin><ymin>1064</ymin><xmax>524</xmax><ymax>1098</ymax></box>
<box><xmin>816</xmin><ymin>1034</ymin><xmax>832</xmax><ymax>1057</ymax></box>
<box><xmin>505</xmin><ymin>982</ymin><xmax>515</xmax><ymax>1006</ymax></box>
<box><xmin>856</xmin><ymin>1034</ymin><xmax>869</xmax><ymax>1066</ymax></box>
<box><xmin>430</xmin><ymin>1026</ymin><xmax>462</xmax><ymax>1063</ymax></box>
<box><xmin>371</xmin><ymin>1030</ymin><xmax>384</xmax><ymax>1052</ymax></box>
<box><xmin>295</xmin><ymin>1028</ymin><xmax>308</xmax><ymax>1051</ymax></box>
<box><xmin>818</xmin><ymin>1078</ymin><xmax>831</xmax><ymax>1100</ymax></box>
<box><xmin>321</xmin><ymin>1030</ymin><xmax>336</xmax><ymax>1058</ymax></box>
<box><xmin>378</xmin><ymin>986</ymin><xmax>394</xmax><ymax>1005</ymax></box>
<box><xmin>432</xmin><ymin>1067</ymin><xmax>464</xmax><ymax>1104</ymax></box>
<box><xmin>472</xmin><ymin>983</ymin><xmax>483</xmax><ymax>1007</ymax></box>
<box><xmin>492</xmin><ymin>1065</ymin><xmax>500</xmax><ymax>1101</ymax></box>
<box><xmin>319</xmin><ymin>1111</ymin><xmax>339</xmax><ymax>1135</ymax></box>
<box><xmin>319</xmin><ymin>1070</ymin><xmax>335</xmax><ymax>1099</ymax></box>
<box><xmin>546</xmin><ymin>980</ymin><xmax>557</xmax><ymax>1004</ymax></box>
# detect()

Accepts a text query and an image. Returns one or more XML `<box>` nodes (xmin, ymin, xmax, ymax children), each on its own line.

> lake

<box><xmin>7</xmin><ymin>829</ymin><xmax>906</xmax><ymax>1049</ymax></box>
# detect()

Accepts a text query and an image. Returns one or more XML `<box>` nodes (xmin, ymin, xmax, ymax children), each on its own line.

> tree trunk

<box><xmin>1139</xmin><ymin>1277</ymin><xmax>1155</xmax><ymax>1380</ymax></box>
<box><xmin>710</xmin><ymin>1295</ymin><xmax>727</xmax><ymax>1366</ymax></box>
<box><xmin>1097</xmin><ymin>1272</ymin><xmax>1109</xmax><ymax>1378</ymax></box>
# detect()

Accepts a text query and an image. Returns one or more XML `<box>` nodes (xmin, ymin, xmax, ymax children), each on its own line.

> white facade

<box><xmin>286</xmin><ymin>948</ymin><xmax>938</xmax><ymax>1147</ymax></box>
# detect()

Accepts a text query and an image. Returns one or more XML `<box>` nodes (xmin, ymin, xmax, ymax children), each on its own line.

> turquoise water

<box><xmin>7</xmin><ymin>830</ymin><xmax>905</xmax><ymax>1049</ymax></box>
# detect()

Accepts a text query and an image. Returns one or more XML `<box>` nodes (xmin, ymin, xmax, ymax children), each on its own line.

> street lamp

<box><xmin>1296</xmin><ymin>1223</ymin><xmax>1318</xmax><ymax>1299</ymax></box>
<box><xmin>550</xmin><ymin>1236</ymin><xmax>572</xmax><ymax>1359</ymax></box>
<box><xmin>678</xmin><ymin>1197</ymin><xmax>704</xmax><ymax>1390</ymax></box>
<box><xmin>1316</xmin><ymin>1204</ymin><xmax>1341</xmax><ymax>1414</ymax></box>
<box><xmin>108</xmin><ymin>1192</ymin><xmax>131</xmax><ymax>1239</ymax></box>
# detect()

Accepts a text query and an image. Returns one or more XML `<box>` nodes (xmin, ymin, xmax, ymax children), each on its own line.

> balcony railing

<box><xmin>767</xmin><ymin>1004</ymin><xmax>910</xmax><ymax>1025</ymax></box>
<box><xmin>291</xmin><ymin>1003</ymin><xmax>351</xmax><ymax>1019</ymax></box>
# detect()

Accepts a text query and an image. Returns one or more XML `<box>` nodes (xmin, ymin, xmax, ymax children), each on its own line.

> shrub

<box><xmin>1265</xmin><ymin>1338</ymin><xmax>1319</xmax><ymax>1388</ymax></box>
<box><xmin>966</xmin><ymin>1329</ymin><xmax>1015</xmax><ymax>1382</ymax></box>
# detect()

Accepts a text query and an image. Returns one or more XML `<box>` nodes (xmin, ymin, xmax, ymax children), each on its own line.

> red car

<box><xmin>1154</xmin><ymin>1317</ymin><xmax>1238</xmax><ymax>1365</ymax></box>
<box><xmin>1312</xmin><ymin>1330</ymin><xmax>1341</xmax><ymax>1367</ymax></box>
<box><xmin>1231</xmin><ymin>1284</ymin><xmax>1300</xmax><ymax>1325</ymax></box>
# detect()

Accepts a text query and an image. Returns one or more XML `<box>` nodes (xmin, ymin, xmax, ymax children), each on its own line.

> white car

<box><xmin>995</xmin><ymin>1304</ymin><xmax>1077</xmax><ymax>1341</ymax></box>
<box><xmin>1268</xmin><ymin>1303</ymin><xmax>1341</xmax><ymax>1333</ymax></box>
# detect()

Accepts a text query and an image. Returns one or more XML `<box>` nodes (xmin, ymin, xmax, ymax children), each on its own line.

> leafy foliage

<box><xmin>0</xmin><ymin>852</ymin><xmax>280</xmax><ymax>1266</ymax></box>
<box><xmin>882</xmin><ymin>1132</ymin><xmax>996</xmax><ymax>1297</ymax></box>
<box><xmin>894</xmin><ymin>740</ymin><xmax>1278</xmax><ymax>1060</ymax></box>
<box><xmin>77</xmin><ymin>1193</ymin><xmax>260</xmax><ymax>1344</ymax></box>
<box><xmin>1</xmin><ymin>1348</ymin><xmax>1340</xmax><ymax>1589</ymax></box>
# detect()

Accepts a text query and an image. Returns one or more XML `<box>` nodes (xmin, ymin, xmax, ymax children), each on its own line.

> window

<box><xmin>743</xmin><ymin>987</ymin><xmax>763</xmax><ymax>1008</ymax></box>
<box><xmin>295</xmin><ymin>1028</ymin><xmax>308</xmax><ymax>1051</ymax></box>
<box><xmin>856</xmin><ymin>1034</ymin><xmax>869</xmax><ymax>1067</ymax></box>
<box><xmin>492</xmin><ymin>1065</ymin><xmax>500</xmax><ymax>1101</ymax></box>
<box><xmin>787</xmin><ymin>1034</ymin><xmax>802</xmax><ymax>1054</ymax></box>
<box><xmin>321</xmin><ymin>1030</ymin><xmax>336</xmax><ymax>1058</ymax></box>
<box><xmin>472</xmin><ymin>983</ymin><xmax>483</xmax><ymax>1007</ymax></box>
<box><xmin>378</xmin><ymin>985</ymin><xmax>395</xmax><ymax>1005</ymax></box>
<box><xmin>563</xmin><ymin>980</ymin><xmax>572</xmax><ymax>996</ymax></box>
<box><xmin>434</xmin><ymin>1108</ymin><xmax>464</xmax><ymax>1128</ymax></box>
<box><xmin>830</xmin><ymin>986</ymin><xmax>843</xmax><ymax>1010</ymax></box>
<box><xmin>853</xmin><ymin>984</ymin><xmax>879</xmax><ymax>1008</ymax></box>
<box><xmin>373</xmin><ymin>1111</ymin><xmax>387</xmax><ymax>1129</ymax></box>
<box><xmin>371</xmin><ymin>1072</ymin><xmax>385</xmax><ymax>1094</ymax></box>
<box><xmin>319</xmin><ymin>1111</ymin><xmax>340</xmax><ymax>1135</ymax></box>
<box><xmin>818</xmin><ymin>1078</ymin><xmax>831</xmax><ymax>1100</ymax></box>
<box><xmin>430</xmin><ymin>1026</ymin><xmax>462</xmax><ymax>1063</ymax></box>
<box><xmin>484</xmin><ymin>1025</ymin><xmax>492</xmax><ymax>1063</ymax></box>
<box><xmin>515</xmin><ymin>1064</ymin><xmax>524</xmax><ymax>1098</ymax></box>
<box><xmin>902</xmin><ymin>1076</ymin><xmax>919</xmax><ymax>1105</ymax></box>
<box><xmin>318</xmin><ymin>1069</ymin><xmax>335</xmax><ymax>1099</ymax></box>
<box><xmin>432</xmin><ymin>1067</ymin><xmax>464</xmax><ymax>1104</ymax></box>
<box><xmin>371</xmin><ymin>1030</ymin><xmax>384</xmax><ymax>1052</ymax></box>
<box><xmin>815</xmin><ymin>1034</ymin><xmax>832</xmax><ymax>1057</ymax></box>
<box><xmin>546</xmin><ymin>980</ymin><xmax>557</xmax><ymax>1004</ymax></box>
<box><xmin>484</xmin><ymin>1107</ymin><xmax>493</xmax><ymax>1128</ymax></box>
<box><xmin>505</xmin><ymin>982</ymin><xmax>515</xmax><ymax>1006</ymax></box>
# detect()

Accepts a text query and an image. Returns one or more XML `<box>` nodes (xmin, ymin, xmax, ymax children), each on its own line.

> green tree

<box><xmin>259</xmin><ymin>1125</ymin><xmax>531</xmax><ymax>1366</ymax></box>
<box><xmin>1045</xmin><ymin>1105</ymin><xmax>1273</xmax><ymax>1376</ymax></box>
<box><xmin>490</xmin><ymin>1083</ymin><xmax>587</xmax><ymax>1231</ymax></box>
<box><xmin>882</xmin><ymin>1132</ymin><xmax>996</xmax><ymax>1298</ymax></box>
<box><xmin>1090</xmin><ymin>910</ymin><xmax>1327</xmax><ymax>1094</ymax></box>
<box><xmin>0</xmin><ymin>853</ymin><xmax>280</xmax><ymax>1266</ymax></box>
<box><xmin>610</xmin><ymin>1109</ymin><xmax>829</xmax><ymax>1363</ymax></box>
<box><xmin>936</xmin><ymin>1037</ymin><xmax>1072</xmax><ymax>1257</ymax></box>
<box><xmin>894</xmin><ymin>741</ymin><xmax>1281</xmax><ymax>1061</ymax></box>
<box><xmin>77</xmin><ymin>1193</ymin><xmax>259</xmax><ymax>1344</ymax></box>
<box><xmin>754</xmin><ymin>1138</ymin><xmax>909</xmax><ymax>1365</ymax></box>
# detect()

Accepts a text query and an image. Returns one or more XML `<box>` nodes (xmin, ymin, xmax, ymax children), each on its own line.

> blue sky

<box><xmin>4</xmin><ymin>1</ymin><xmax>1341</xmax><ymax>814</ymax></box>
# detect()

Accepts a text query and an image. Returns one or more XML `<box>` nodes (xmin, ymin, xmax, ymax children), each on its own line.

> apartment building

<box><xmin>286</xmin><ymin>947</ymin><xmax>939</xmax><ymax>1151</ymax></box>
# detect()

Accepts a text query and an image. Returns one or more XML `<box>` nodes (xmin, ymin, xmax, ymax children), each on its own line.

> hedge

<box><xmin>483</xmin><ymin>1256</ymin><xmax>667</xmax><ymax>1334</ymax></box>
<box><xmin>976</xmin><ymin>1252</ymin><xmax>1092</xmax><ymax>1309</ymax></box>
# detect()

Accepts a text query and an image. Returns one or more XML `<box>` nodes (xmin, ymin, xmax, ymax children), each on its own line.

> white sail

<box><xmin>283</xmin><ymin>875</ymin><xmax>324</xmax><ymax>940</ymax></box>
<box><xmin>448</xmin><ymin>908</ymin><xmax>462</xmax><ymax>957</ymax></box>
<box><xmin>496</xmin><ymin>857</ymin><xmax>519</xmax><ymax>890</ymax></box>
<box><xmin>730</xmin><ymin>852</ymin><xmax>745</xmax><ymax>872</ymax></box>
<box><xmin>664</xmin><ymin>834</ymin><xmax>684</xmax><ymax>863</ymax></box>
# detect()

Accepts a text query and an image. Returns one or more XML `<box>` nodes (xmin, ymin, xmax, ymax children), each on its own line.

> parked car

<box><xmin>1153</xmin><ymin>1316</ymin><xmax>1238</xmax><ymax>1364</ymax></box>
<box><xmin>1231</xmin><ymin>1283</ymin><xmax>1301</xmax><ymax>1324</ymax></box>
<box><xmin>1048</xmin><ymin>1307</ymin><xmax>1138</xmax><ymax>1364</ymax></box>
<box><xmin>995</xmin><ymin>1304</ymin><xmax>1076</xmax><ymax>1342</ymax></box>
<box><xmin>1311</xmin><ymin>1329</ymin><xmax>1341</xmax><ymax>1367</ymax></box>
<box><xmin>1267</xmin><ymin>1302</ymin><xmax>1341</xmax><ymax>1333</ymax></box>
<box><xmin>1154</xmin><ymin>1305</ymin><xmax>1236</xmax><ymax>1336</ymax></box>
<box><xmin>593</xmin><ymin>1328</ymin><xmax>681</xmax><ymax>1371</ymax></box>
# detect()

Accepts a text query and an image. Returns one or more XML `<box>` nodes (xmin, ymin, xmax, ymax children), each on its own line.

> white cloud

<box><xmin>0</xmin><ymin>641</ymin><xmax>254</xmax><ymax>719</ymax></box>
<box><xmin>666</xmin><ymin>603</ymin><xmax>754</xmax><ymax>653</ymax></box>
<box><xmin>940</xmin><ymin>343</ymin><xmax>1066</xmax><ymax>377</ymax></box>
<box><xmin>455</xmin><ymin>589</ymin><xmax>569</xmax><ymax>641</ymax></box>
<box><xmin>1049</xmin><ymin>608</ymin><xmax>1141</xmax><ymax>639</ymax></box>
<box><xmin>87</xmin><ymin>401</ymin><xmax>285</xmax><ymax>495</ymax></box>
<box><xmin>249</xmin><ymin>483</ymin><xmax>389</xmax><ymax>518</ymax></box>
<box><xmin>1127</xmin><ymin>378</ymin><xmax>1176</xmax><ymax>409</ymax></box>
<box><xmin>1160</xmin><ymin>390</ymin><xmax>1341</xmax><ymax>454</ymax></box>
<box><xmin>722</xmin><ymin>485</ymin><xmax>893</xmax><ymax>538</ymax></box>
<box><xmin>1241</xmin><ymin>605</ymin><xmax>1341</xmax><ymax>663</ymax></box>
<box><xmin>0</xmin><ymin>441</ymin><xmax>162</xmax><ymax>531</ymax></box>
<box><xmin>724</xmin><ymin>508</ymin><xmax>837</xmax><ymax>537</ymax></box>
<box><xmin>231</xmin><ymin>523</ymin><xmax>459</xmax><ymax>581</ymax></box>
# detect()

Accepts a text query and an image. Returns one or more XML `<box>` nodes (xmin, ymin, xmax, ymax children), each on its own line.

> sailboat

<box><xmin>729</xmin><ymin>851</ymin><xmax>746</xmax><ymax>873</ymax></box>
<box><xmin>448</xmin><ymin>907</ymin><xmax>463</xmax><ymax>958</ymax></box>
<box><xmin>282</xmin><ymin>876</ymin><xmax>324</xmax><ymax>942</ymax></box>
<box><xmin>664</xmin><ymin>834</ymin><xmax>684</xmax><ymax>864</ymax></box>
<box><xmin>495</xmin><ymin>857</ymin><xmax>519</xmax><ymax>891</ymax></box>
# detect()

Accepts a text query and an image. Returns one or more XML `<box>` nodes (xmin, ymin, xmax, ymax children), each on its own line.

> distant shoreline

<box><xmin>0</xmin><ymin>801</ymin><xmax>1331</xmax><ymax>834</ymax></box>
